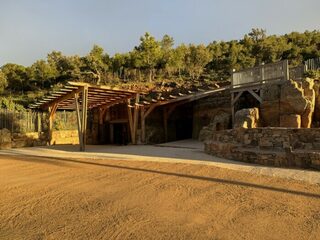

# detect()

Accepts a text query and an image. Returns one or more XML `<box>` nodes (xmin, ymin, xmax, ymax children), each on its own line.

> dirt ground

<box><xmin>0</xmin><ymin>153</ymin><xmax>320</xmax><ymax>240</ymax></box>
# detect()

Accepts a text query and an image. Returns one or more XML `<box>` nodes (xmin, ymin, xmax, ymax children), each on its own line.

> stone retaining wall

<box><xmin>0</xmin><ymin>129</ymin><xmax>79</xmax><ymax>149</ymax></box>
<box><xmin>51</xmin><ymin>130</ymin><xmax>79</xmax><ymax>145</ymax></box>
<box><xmin>204</xmin><ymin>128</ymin><xmax>320</xmax><ymax>170</ymax></box>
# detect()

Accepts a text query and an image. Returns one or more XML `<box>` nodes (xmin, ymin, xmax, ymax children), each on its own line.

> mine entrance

<box><xmin>176</xmin><ymin>117</ymin><xmax>193</xmax><ymax>140</ymax></box>
<box><xmin>112</xmin><ymin>123</ymin><xmax>128</xmax><ymax>145</ymax></box>
<box><xmin>168</xmin><ymin>103</ymin><xmax>194</xmax><ymax>141</ymax></box>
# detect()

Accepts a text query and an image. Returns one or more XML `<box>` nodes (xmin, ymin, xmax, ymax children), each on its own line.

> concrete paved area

<box><xmin>1</xmin><ymin>139</ymin><xmax>320</xmax><ymax>184</ymax></box>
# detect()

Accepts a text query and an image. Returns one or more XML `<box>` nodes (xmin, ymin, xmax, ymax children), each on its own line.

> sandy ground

<box><xmin>2</xmin><ymin>140</ymin><xmax>320</xmax><ymax>184</ymax></box>
<box><xmin>0</xmin><ymin>147</ymin><xmax>320</xmax><ymax>240</ymax></box>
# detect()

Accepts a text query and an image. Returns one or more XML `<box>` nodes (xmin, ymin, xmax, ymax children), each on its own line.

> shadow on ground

<box><xmin>5</xmin><ymin>154</ymin><xmax>320</xmax><ymax>199</ymax></box>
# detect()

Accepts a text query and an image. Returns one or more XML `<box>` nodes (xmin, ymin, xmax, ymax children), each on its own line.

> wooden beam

<box><xmin>231</xmin><ymin>92</ymin><xmax>235</xmax><ymax>128</ymax></box>
<box><xmin>67</xmin><ymin>81</ymin><xmax>140</xmax><ymax>94</ymax></box>
<box><xmin>127</xmin><ymin>99</ymin><xmax>134</xmax><ymax>144</ymax></box>
<box><xmin>132</xmin><ymin>93</ymin><xmax>140</xmax><ymax>144</ymax></box>
<box><xmin>43</xmin><ymin>87</ymin><xmax>83</xmax><ymax>110</ymax></box>
<box><xmin>144</xmin><ymin>105</ymin><xmax>157</xmax><ymax>118</ymax></box>
<box><xmin>141</xmin><ymin>106</ymin><xmax>145</xmax><ymax>143</ymax></box>
<box><xmin>99</xmin><ymin>106</ymin><xmax>108</xmax><ymax>124</ymax></box>
<box><xmin>232</xmin><ymin>91</ymin><xmax>243</xmax><ymax>106</ymax></box>
<box><xmin>248</xmin><ymin>89</ymin><xmax>262</xmax><ymax>103</ymax></box>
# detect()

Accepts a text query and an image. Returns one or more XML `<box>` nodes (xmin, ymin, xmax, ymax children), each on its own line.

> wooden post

<box><xmin>74</xmin><ymin>93</ymin><xmax>83</xmax><ymax>150</ymax></box>
<box><xmin>81</xmin><ymin>86</ymin><xmax>88</xmax><ymax>151</ymax></box>
<box><xmin>132</xmin><ymin>93</ymin><xmax>140</xmax><ymax>144</ymax></box>
<box><xmin>261</xmin><ymin>62</ymin><xmax>265</xmax><ymax>85</ymax></box>
<box><xmin>141</xmin><ymin>106</ymin><xmax>145</xmax><ymax>143</ymax></box>
<box><xmin>37</xmin><ymin>112</ymin><xmax>41</xmax><ymax>133</ymax></box>
<box><xmin>127</xmin><ymin>99</ymin><xmax>134</xmax><ymax>144</ymax></box>
<box><xmin>231</xmin><ymin>92</ymin><xmax>235</xmax><ymax>128</ymax></box>
<box><xmin>284</xmin><ymin>60</ymin><xmax>289</xmax><ymax>81</ymax></box>
<box><xmin>48</xmin><ymin>103</ymin><xmax>58</xmax><ymax>145</ymax></box>
<box><xmin>48</xmin><ymin>107</ymin><xmax>53</xmax><ymax>145</ymax></box>
<box><xmin>163</xmin><ymin>107</ymin><xmax>168</xmax><ymax>142</ymax></box>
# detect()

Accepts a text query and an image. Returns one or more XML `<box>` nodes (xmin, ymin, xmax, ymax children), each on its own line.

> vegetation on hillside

<box><xmin>0</xmin><ymin>28</ymin><xmax>319</xmax><ymax>107</ymax></box>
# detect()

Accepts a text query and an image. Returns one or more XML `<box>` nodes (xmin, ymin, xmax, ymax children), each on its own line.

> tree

<box><xmin>1</xmin><ymin>64</ymin><xmax>28</xmax><ymax>93</ymax></box>
<box><xmin>160</xmin><ymin>34</ymin><xmax>174</xmax><ymax>51</ymax></box>
<box><xmin>166</xmin><ymin>44</ymin><xmax>187</xmax><ymax>78</ymax></box>
<box><xmin>111</xmin><ymin>53</ymin><xmax>127</xmax><ymax>79</ymax></box>
<box><xmin>248</xmin><ymin>28</ymin><xmax>267</xmax><ymax>42</ymax></box>
<box><xmin>135</xmin><ymin>32</ymin><xmax>161</xmax><ymax>81</ymax></box>
<box><xmin>184</xmin><ymin>44</ymin><xmax>211</xmax><ymax>80</ymax></box>
<box><xmin>0</xmin><ymin>70</ymin><xmax>8</xmax><ymax>93</ymax></box>
<box><xmin>159</xmin><ymin>34</ymin><xmax>174</xmax><ymax>77</ymax></box>
<box><xmin>81</xmin><ymin>45</ymin><xmax>109</xmax><ymax>84</ymax></box>
<box><xmin>29</xmin><ymin>60</ymin><xmax>58</xmax><ymax>88</ymax></box>
<box><xmin>47</xmin><ymin>52</ymin><xmax>83</xmax><ymax>81</ymax></box>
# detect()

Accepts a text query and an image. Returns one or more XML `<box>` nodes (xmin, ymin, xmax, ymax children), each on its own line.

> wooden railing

<box><xmin>232</xmin><ymin>60</ymin><xmax>289</xmax><ymax>88</ymax></box>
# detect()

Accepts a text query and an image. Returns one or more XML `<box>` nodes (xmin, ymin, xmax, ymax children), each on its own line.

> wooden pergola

<box><xmin>139</xmin><ymin>87</ymin><xmax>229</xmax><ymax>142</ymax></box>
<box><xmin>30</xmin><ymin>82</ymin><xmax>140</xmax><ymax>151</ymax></box>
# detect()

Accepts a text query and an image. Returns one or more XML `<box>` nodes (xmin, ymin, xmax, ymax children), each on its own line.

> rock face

<box><xmin>280</xmin><ymin>80</ymin><xmax>308</xmax><ymax>114</ymax></box>
<box><xmin>280</xmin><ymin>114</ymin><xmax>301</xmax><ymax>128</ymax></box>
<box><xmin>234</xmin><ymin>108</ymin><xmax>259</xmax><ymax>129</ymax></box>
<box><xmin>313</xmin><ymin>79</ymin><xmax>320</xmax><ymax>126</ymax></box>
<box><xmin>261</xmin><ymin>78</ymin><xmax>316</xmax><ymax>128</ymax></box>
<box><xmin>199</xmin><ymin>112</ymin><xmax>230</xmax><ymax>141</ymax></box>
<box><xmin>260</xmin><ymin>84</ymin><xmax>280</xmax><ymax>126</ymax></box>
<box><xmin>301</xmin><ymin>78</ymin><xmax>316</xmax><ymax>128</ymax></box>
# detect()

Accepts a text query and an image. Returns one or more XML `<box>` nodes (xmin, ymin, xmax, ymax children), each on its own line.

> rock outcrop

<box><xmin>313</xmin><ymin>79</ymin><xmax>320</xmax><ymax>126</ymax></box>
<box><xmin>234</xmin><ymin>108</ymin><xmax>259</xmax><ymax>129</ymax></box>
<box><xmin>199</xmin><ymin>112</ymin><xmax>231</xmax><ymax>141</ymax></box>
<box><xmin>261</xmin><ymin>78</ymin><xmax>316</xmax><ymax>128</ymax></box>
<box><xmin>260</xmin><ymin>84</ymin><xmax>280</xmax><ymax>126</ymax></box>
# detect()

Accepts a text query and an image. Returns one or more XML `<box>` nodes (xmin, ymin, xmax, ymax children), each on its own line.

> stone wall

<box><xmin>204</xmin><ymin>128</ymin><xmax>320</xmax><ymax>170</ymax></box>
<box><xmin>51</xmin><ymin>130</ymin><xmax>79</xmax><ymax>145</ymax></box>
<box><xmin>0</xmin><ymin>129</ymin><xmax>79</xmax><ymax>150</ymax></box>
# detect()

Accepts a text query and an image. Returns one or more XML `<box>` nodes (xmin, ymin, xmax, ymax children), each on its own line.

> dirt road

<box><xmin>0</xmin><ymin>153</ymin><xmax>320</xmax><ymax>239</ymax></box>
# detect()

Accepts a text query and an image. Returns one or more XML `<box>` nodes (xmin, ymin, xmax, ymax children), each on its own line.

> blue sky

<box><xmin>0</xmin><ymin>0</ymin><xmax>319</xmax><ymax>66</ymax></box>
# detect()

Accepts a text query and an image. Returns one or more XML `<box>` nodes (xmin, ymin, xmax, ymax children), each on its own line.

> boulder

<box><xmin>199</xmin><ymin>112</ymin><xmax>231</xmax><ymax>141</ymax></box>
<box><xmin>313</xmin><ymin>80</ymin><xmax>320</xmax><ymax>125</ymax></box>
<box><xmin>260</xmin><ymin>101</ymin><xmax>280</xmax><ymax>127</ymax></box>
<box><xmin>280</xmin><ymin>114</ymin><xmax>301</xmax><ymax>128</ymax></box>
<box><xmin>280</xmin><ymin>80</ymin><xmax>307</xmax><ymax>114</ymax></box>
<box><xmin>301</xmin><ymin>78</ymin><xmax>315</xmax><ymax>128</ymax></box>
<box><xmin>234</xmin><ymin>108</ymin><xmax>259</xmax><ymax>129</ymax></box>
<box><xmin>260</xmin><ymin>84</ymin><xmax>281</xmax><ymax>126</ymax></box>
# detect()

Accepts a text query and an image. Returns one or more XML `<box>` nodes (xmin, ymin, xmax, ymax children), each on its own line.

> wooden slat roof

<box><xmin>29</xmin><ymin>81</ymin><xmax>230</xmax><ymax>111</ymax></box>
<box><xmin>29</xmin><ymin>81</ymin><xmax>139</xmax><ymax>110</ymax></box>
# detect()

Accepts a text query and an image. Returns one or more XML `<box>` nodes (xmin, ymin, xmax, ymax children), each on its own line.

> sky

<box><xmin>0</xmin><ymin>0</ymin><xmax>319</xmax><ymax>66</ymax></box>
